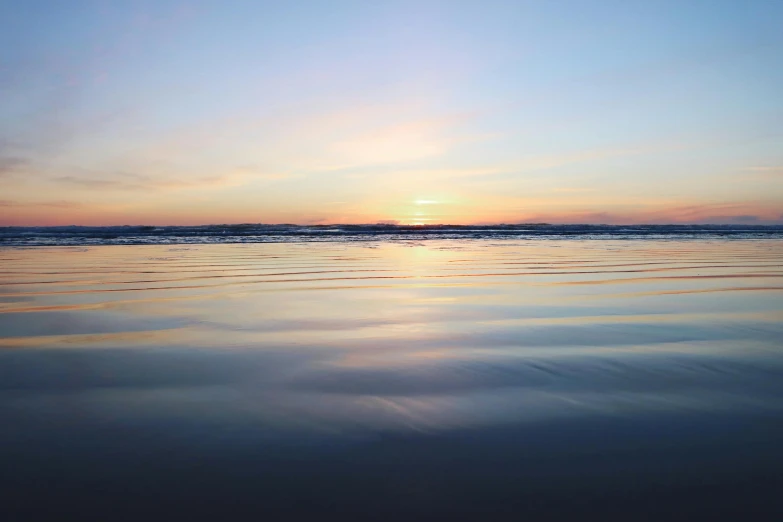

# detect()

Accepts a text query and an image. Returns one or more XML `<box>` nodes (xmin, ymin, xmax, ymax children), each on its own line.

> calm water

<box><xmin>2</xmin><ymin>240</ymin><xmax>782</xmax><ymax>520</ymax></box>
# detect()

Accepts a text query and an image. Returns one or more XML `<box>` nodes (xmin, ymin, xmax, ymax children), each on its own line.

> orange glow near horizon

<box><xmin>3</xmin><ymin>198</ymin><xmax>781</xmax><ymax>227</ymax></box>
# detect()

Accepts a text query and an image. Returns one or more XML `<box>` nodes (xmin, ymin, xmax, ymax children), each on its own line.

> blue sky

<box><xmin>1</xmin><ymin>0</ymin><xmax>782</xmax><ymax>225</ymax></box>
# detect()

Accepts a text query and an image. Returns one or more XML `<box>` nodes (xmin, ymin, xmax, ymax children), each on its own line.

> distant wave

<box><xmin>1</xmin><ymin>224</ymin><xmax>782</xmax><ymax>246</ymax></box>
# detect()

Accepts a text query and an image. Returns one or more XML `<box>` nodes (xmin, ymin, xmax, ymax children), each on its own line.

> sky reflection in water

<box><xmin>1</xmin><ymin>240</ymin><xmax>782</xmax><ymax>520</ymax></box>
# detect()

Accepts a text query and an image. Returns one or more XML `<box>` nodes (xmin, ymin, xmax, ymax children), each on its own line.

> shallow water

<box><xmin>1</xmin><ymin>240</ymin><xmax>782</xmax><ymax>520</ymax></box>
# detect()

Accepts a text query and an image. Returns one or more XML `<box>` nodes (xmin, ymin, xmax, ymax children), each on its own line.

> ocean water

<box><xmin>1</xmin><ymin>239</ymin><xmax>782</xmax><ymax>520</ymax></box>
<box><xmin>2</xmin><ymin>223</ymin><xmax>782</xmax><ymax>245</ymax></box>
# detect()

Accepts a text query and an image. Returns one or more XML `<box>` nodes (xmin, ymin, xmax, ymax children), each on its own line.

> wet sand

<box><xmin>1</xmin><ymin>240</ymin><xmax>782</xmax><ymax>520</ymax></box>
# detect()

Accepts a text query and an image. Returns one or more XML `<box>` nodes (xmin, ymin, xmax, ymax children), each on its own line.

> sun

<box><xmin>388</xmin><ymin>198</ymin><xmax>446</xmax><ymax>225</ymax></box>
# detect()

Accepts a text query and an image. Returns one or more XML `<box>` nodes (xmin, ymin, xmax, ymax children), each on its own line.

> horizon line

<box><xmin>2</xmin><ymin>222</ymin><xmax>782</xmax><ymax>228</ymax></box>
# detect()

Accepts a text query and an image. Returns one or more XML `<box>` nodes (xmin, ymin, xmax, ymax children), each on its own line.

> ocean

<box><xmin>1</xmin><ymin>234</ymin><xmax>782</xmax><ymax>520</ymax></box>
<box><xmin>2</xmin><ymin>223</ymin><xmax>782</xmax><ymax>246</ymax></box>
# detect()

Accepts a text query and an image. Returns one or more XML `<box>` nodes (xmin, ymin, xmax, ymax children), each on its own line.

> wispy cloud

<box><xmin>0</xmin><ymin>156</ymin><xmax>28</xmax><ymax>178</ymax></box>
<box><xmin>326</xmin><ymin>116</ymin><xmax>467</xmax><ymax>168</ymax></box>
<box><xmin>0</xmin><ymin>199</ymin><xmax>82</xmax><ymax>208</ymax></box>
<box><xmin>516</xmin><ymin>202</ymin><xmax>783</xmax><ymax>225</ymax></box>
<box><xmin>451</xmin><ymin>141</ymin><xmax>684</xmax><ymax>185</ymax></box>
<box><xmin>52</xmin><ymin>174</ymin><xmax>144</xmax><ymax>189</ymax></box>
<box><xmin>252</xmin><ymin>101</ymin><xmax>485</xmax><ymax>175</ymax></box>
<box><xmin>703</xmin><ymin>214</ymin><xmax>760</xmax><ymax>223</ymax></box>
<box><xmin>51</xmin><ymin>168</ymin><xmax>284</xmax><ymax>192</ymax></box>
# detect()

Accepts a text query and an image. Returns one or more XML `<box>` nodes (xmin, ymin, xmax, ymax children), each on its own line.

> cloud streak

<box><xmin>0</xmin><ymin>199</ymin><xmax>82</xmax><ymax>209</ymax></box>
<box><xmin>0</xmin><ymin>156</ymin><xmax>28</xmax><ymax>178</ymax></box>
<box><xmin>50</xmin><ymin>168</ymin><xmax>285</xmax><ymax>192</ymax></box>
<box><xmin>515</xmin><ymin>202</ymin><xmax>783</xmax><ymax>225</ymax></box>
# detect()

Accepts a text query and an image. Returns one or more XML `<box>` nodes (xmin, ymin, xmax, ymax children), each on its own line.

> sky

<box><xmin>1</xmin><ymin>0</ymin><xmax>782</xmax><ymax>226</ymax></box>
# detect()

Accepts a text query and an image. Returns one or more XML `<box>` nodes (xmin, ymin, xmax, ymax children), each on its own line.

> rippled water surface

<box><xmin>2</xmin><ymin>240</ymin><xmax>782</xmax><ymax>520</ymax></box>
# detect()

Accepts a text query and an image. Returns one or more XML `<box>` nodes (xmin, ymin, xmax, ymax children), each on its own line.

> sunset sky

<box><xmin>1</xmin><ymin>0</ymin><xmax>782</xmax><ymax>226</ymax></box>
